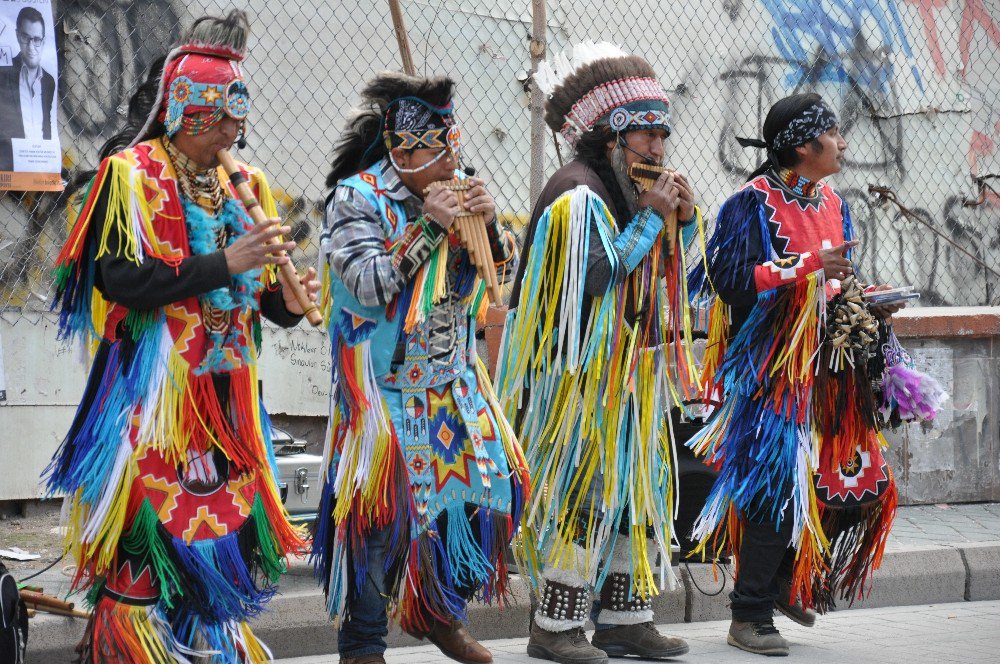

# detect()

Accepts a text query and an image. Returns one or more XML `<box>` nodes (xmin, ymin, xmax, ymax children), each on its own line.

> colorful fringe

<box><xmin>497</xmin><ymin>186</ymin><xmax>698</xmax><ymax>599</ymax></box>
<box><xmin>89</xmin><ymin>595</ymin><xmax>272</xmax><ymax>663</ymax></box>
<box><xmin>391</xmin><ymin>234</ymin><xmax>490</xmax><ymax>335</ymax></box>
<box><xmin>687</xmin><ymin>271</ymin><xmax>900</xmax><ymax>609</ymax></box>
<box><xmin>312</xmin><ymin>325</ymin><xmax>526</xmax><ymax>630</ymax></box>
<box><xmin>47</xmin><ymin>141</ymin><xmax>302</xmax><ymax>661</ymax></box>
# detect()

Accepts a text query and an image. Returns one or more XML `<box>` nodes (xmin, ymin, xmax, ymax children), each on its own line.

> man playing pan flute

<box><xmin>314</xmin><ymin>72</ymin><xmax>529</xmax><ymax>664</ymax></box>
<box><xmin>47</xmin><ymin>11</ymin><xmax>318</xmax><ymax>662</ymax></box>
<box><xmin>496</xmin><ymin>42</ymin><xmax>701</xmax><ymax>663</ymax></box>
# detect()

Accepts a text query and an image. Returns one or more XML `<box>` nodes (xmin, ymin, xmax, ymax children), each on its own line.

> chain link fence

<box><xmin>2</xmin><ymin>0</ymin><xmax>998</xmax><ymax>322</ymax></box>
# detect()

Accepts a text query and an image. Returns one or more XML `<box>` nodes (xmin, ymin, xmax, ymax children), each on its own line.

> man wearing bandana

<box><xmin>314</xmin><ymin>73</ymin><xmax>528</xmax><ymax>664</ymax></box>
<box><xmin>688</xmin><ymin>93</ymin><xmax>906</xmax><ymax>655</ymax></box>
<box><xmin>47</xmin><ymin>12</ymin><xmax>317</xmax><ymax>662</ymax></box>
<box><xmin>498</xmin><ymin>43</ymin><xmax>699</xmax><ymax>663</ymax></box>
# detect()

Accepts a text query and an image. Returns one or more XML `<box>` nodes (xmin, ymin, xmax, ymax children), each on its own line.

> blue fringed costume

<box><xmin>313</xmin><ymin>155</ymin><xmax>528</xmax><ymax>642</ymax></box>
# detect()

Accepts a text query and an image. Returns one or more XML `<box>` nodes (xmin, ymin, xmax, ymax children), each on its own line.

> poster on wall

<box><xmin>0</xmin><ymin>0</ymin><xmax>62</xmax><ymax>191</ymax></box>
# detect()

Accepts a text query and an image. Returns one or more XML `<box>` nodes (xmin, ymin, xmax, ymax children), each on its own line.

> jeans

<box><xmin>729</xmin><ymin>509</ymin><xmax>795</xmax><ymax>623</ymax></box>
<box><xmin>337</xmin><ymin>525</ymin><xmax>391</xmax><ymax>658</ymax></box>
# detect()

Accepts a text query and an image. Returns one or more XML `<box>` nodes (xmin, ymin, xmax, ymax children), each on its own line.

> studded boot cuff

<box><xmin>597</xmin><ymin>573</ymin><xmax>654</xmax><ymax>626</ymax></box>
<box><xmin>534</xmin><ymin>581</ymin><xmax>589</xmax><ymax>632</ymax></box>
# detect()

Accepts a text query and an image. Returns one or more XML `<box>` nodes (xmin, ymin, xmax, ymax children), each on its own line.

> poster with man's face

<box><xmin>0</xmin><ymin>0</ymin><xmax>62</xmax><ymax>191</ymax></box>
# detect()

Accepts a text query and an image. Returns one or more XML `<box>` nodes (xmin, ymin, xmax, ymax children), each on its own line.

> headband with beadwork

<box><xmin>537</xmin><ymin>42</ymin><xmax>672</xmax><ymax>146</ymax></box>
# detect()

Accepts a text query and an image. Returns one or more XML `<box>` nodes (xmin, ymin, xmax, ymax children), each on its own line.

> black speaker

<box><xmin>670</xmin><ymin>406</ymin><xmax>727</xmax><ymax>563</ymax></box>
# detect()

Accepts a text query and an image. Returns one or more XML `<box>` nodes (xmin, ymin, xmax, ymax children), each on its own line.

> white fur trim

<box><xmin>541</xmin><ymin>565</ymin><xmax>587</xmax><ymax>589</ymax></box>
<box><xmin>605</xmin><ymin>538</ymin><xmax>633</xmax><ymax>575</ymax></box>
<box><xmin>597</xmin><ymin>608</ymin><xmax>654</xmax><ymax>626</ymax></box>
<box><xmin>535</xmin><ymin>610</ymin><xmax>586</xmax><ymax>632</ymax></box>
<box><xmin>541</xmin><ymin>542</ymin><xmax>589</xmax><ymax>586</ymax></box>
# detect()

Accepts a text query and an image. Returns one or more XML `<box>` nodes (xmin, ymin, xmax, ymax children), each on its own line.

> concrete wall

<box><xmin>2</xmin><ymin>1</ymin><xmax>999</xmax><ymax>499</ymax></box>
<box><xmin>886</xmin><ymin>307</ymin><xmax>1000</xmax><ymax>503</ymax></box>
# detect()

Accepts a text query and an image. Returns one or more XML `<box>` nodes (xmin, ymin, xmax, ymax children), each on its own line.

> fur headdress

<box><xmin>326</xmin><ymin>73</ymin><xmax>455</xmax><ymax>187</ymax></box>
<box><xmin>537</xmin><ymin>42</ymin><xmax>671</xmax><ymax>146</ymax></box>
<box><xmin>129</xmin><ymin>11</ymin><xmax>251</xmax><ymax>147</ymax></box>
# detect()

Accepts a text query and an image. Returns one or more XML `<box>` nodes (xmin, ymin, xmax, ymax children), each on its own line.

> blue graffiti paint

<box><xmin>759</xmin><ymin>0</ymin><xmax>923</xmax><ymax>92</ymax></box>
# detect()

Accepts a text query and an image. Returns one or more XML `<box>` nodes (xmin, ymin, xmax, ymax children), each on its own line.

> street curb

<box><xmin>23</xmin><ymin>543</ymin><xmax>1000</xmax><ymax>661</ymax></box>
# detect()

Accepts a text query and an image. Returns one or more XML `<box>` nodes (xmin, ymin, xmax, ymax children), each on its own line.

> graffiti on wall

<box><xmin>716</xmin><ymin>0</ymin><xmax>999</xmax><ymax>305</ymax></box>
<box><xmin>760</xmin><ymin>0</ymin><xmax>924</xmax><ymax>92</ymax></box>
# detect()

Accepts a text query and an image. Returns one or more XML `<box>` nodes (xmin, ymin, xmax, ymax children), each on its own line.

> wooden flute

<box><xmin>217</xmin><ymin>150</ymin><xmax>322</xmax><ymax>326</ymax></box>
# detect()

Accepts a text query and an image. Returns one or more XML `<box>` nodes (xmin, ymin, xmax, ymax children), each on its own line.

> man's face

<box><xmin>17</xmin><ymin>19</ymin><xmax>44</xmax><ymax>68</ymax></box>
<box><xmin>608</xmin><ymin>128</ymin><xmax>669</xmax><ymax>169</ymax></box>
<box><xmin>796</xmin><ymin>126</ymin><xmax>848</xmax><ymax>179</ymax></box>
<box><xmin>171</xmin><ymin>115</ymin><xmax>242</xmax><ymax>170</ymax></box>
<box><xmin>393</xmin><ymin>146</ymin><xmax>459</xmax><ymax>197</ymax></box>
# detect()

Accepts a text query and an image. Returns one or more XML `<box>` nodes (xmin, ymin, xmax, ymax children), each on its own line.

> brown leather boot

<box><xmin>341</xmin><ymin>655</ymin><xmax>387</xmax><ymax>664</ymax></box>
<box><xmin>424</xmin><ymin>619</ymin><xmax>493</xmax><ymax>664</ymax></box>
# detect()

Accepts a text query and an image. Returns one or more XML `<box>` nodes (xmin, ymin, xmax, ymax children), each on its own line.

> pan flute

<box><xmin>628</xmin><ymin>163</ymin><xmax>679</xmax><ymax>256</ymax></box>
<box><xmin>425</xmin><ymin>179</ymin><xmax>503</xmax><ymax>303</ymax></box>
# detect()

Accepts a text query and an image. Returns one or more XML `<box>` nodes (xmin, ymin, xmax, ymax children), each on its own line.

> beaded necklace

<box><xmin>164</xmin><ymin>136</ymin><xmax>226</xmax><ymax>214</ymax></box>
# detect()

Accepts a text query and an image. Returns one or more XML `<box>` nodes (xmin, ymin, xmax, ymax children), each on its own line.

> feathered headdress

<box><xmin>326</xmin><ymin>73</ymin><xmax>455</xmax><ymax>187</ymax></box>
<box><xmin>129</xmin><ymin>11</ymin><xmax>251</xmax><ymax>147</ymax></box>
<box><xmin>537</xmin><ymin>41</ymin><xmax>671</xmax><ymax>146</ymax></box>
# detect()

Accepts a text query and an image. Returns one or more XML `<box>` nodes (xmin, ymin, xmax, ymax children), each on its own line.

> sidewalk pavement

<box><xmin>275</xmin><ymin>600</ymin><xmax>1000</xmax><ymax>664</ymax></box>
<box><xmin>18</xmin><ymin>502</ymin><xmax>1000</xmax><ymax>661</ymax></box>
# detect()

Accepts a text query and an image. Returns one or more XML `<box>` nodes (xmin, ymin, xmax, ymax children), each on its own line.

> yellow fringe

<box><xmin>64</xmin><ymin>451</ymin><xmax>138</xmax><ymax>577</ymax></box>
<box><xmin>320</xmin><ymin>262</ymin><xmax>333</xmax><ymax>325</ymax></box>
<box><xmin>239</xmin><ymin>621</ymin><xmax>272</xmax><ymax>663</ymax></box>
<box><xmin>503</xmin><ymin>189</ymin><xmax>689</xmax><ymax>596</ymax></box>
<box><xmin>699</xmin><ymin>298</ymin><xmax>730</xmax><ymax>389</ymax></box>
<box><xmin>769</xmin><ymin>273</ymin><xmax>822</xmax><ymax>384</ymax></box>
<box><xmin>93</xmin><ymin>157</ymin><xmax>155</xmax><ymax>265</ymax></box>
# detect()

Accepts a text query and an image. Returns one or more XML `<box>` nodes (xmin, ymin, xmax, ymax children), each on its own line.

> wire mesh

<box><xmin>2</xmin><ymin>0</ymin><xmax>998</xmax><ymax>321</ymax></box>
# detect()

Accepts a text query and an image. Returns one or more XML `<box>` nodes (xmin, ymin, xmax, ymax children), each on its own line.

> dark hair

<box><xmin>771</xmin><ymin>137</ymin><xmax>824</xmax><ymax>170</ymax></box>
<box><xmin>326</xmin><ymin>73</ymin><xmax>453</xmax><ymax>188</ymax></box>
<box><xmin>16</xmin><ymin>7</ymin><xmax>44</xmax><ymax>37</ymax></box>
<box><xmin>747</xmin><ymin>92</ymin><xmax>825</xmax><ymax>181</ymax></box>
<box><xmin>67</xmin><ymin>56</ymin><xmax>168</xmax><ymax>197</ymax></box>
<box><xmin>575</xmin><ymin>126</ymin><xmax>631</xmax><ymax>220</ymax></box>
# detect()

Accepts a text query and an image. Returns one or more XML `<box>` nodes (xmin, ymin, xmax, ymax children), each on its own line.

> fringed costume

<box><xmin>46</xmin><ymin>13</ymin><xmax>306</xmax><ymax>662</ymax></box>
<box><xmin>313</xmin><ymin>75</ymin><xmax>528</xmax><ymax>662</ymax></box>
<box><xmin>687</xmin><ymin>95</ymin><xmax>945</xmax><ymax>633</ymax></box>
<box><xmin>498</xmin><ymin>42</ymin><xmax>697</xmax><ymax>661</ymax></box>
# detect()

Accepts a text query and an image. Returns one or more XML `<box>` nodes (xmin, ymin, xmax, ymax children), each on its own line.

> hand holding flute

<box><xmin>217</xmin><ymin>149</ymin><xmax>323</xmax><ymax>326</ymax></box>
<box><xmin>424</xmin><ymin>177</ymin><xmax>503</xmax><ymax>302</ymax></box>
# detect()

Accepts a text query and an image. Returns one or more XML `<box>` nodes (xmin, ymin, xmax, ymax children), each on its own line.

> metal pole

<box><xmin>388</xmin><ymin>0</ymin><xmax>416</xmax><ymax>76</ymax></box>
<box><xmin>528</xmin><ymin>0</ymin><xmax>547</xmax><ymax>208</ymax></box>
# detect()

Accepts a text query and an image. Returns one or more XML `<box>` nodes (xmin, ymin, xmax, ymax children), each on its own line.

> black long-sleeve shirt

<box><xmin>88</xmin><ymin>176</ymin><xmax>302</xmax><ymax>328</ymax></box>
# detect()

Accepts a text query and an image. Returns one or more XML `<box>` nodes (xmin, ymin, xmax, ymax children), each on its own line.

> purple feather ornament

<box><xmin>880</xmin><ymin>363</ymin><xmax>948</xmax><ymax>423</ymax></box>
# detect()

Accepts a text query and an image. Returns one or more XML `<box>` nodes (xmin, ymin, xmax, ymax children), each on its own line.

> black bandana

<box><xmin>770</xmin><ymin>101</ymin><xmax>837</xmax><ymax>150</ymax></box>
<box><xmin>383</xmin><ymin>97</ymin><xmax>457</xmax><ymax>150</ymax></box>
<box><xmin>736</xmin><ymin>94</ymin><xmax>838</xmax><ymax>182</ymax></box>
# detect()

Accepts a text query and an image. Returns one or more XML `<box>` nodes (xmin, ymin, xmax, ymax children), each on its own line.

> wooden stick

<box><xmin>25</xmin><ymin>602</ymin><xmax>91</xmax><ymax>619</ymax></box>
<box><xmin>216</xmin><ymin>150</ymin><xmax>322</xmax><ymax>326</ymax></box>
<box><xmin>528</xmin><ymin>0</ymin><xmax>547</xmax><ymax>208</ymax></box>
<box><xmin>20</xmin><ymin>589</ymin><xmax>74</xmax><ymax>612</ymax></box>
<box><xmin>388</xmin><ymin>0</ymin><xmax>416</xmax><ymax>76</ymax></box>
